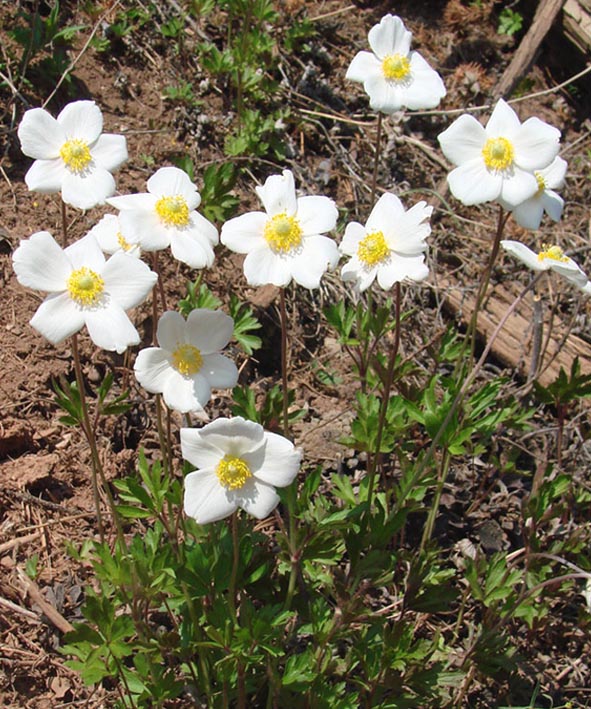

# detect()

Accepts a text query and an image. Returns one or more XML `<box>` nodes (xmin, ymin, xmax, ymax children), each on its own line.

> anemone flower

<box><xmin>501</xmin><ymin>240</ymin><xmax>588</xmax><ymax>288</ymax></box>
<box><xmin>340</xmin><ymin>192</ymin><xmax>431</xmax><ymax>291</ymax></box>
<box><xmin>134</xmin><ymin>310</ymin><xmax>238</xmax><ymax>413</ymax></box>
<box><xmin>18</xmin><ymin>100</ymin><xmax>128</xmax><ymax>210</ymax></box>
<box><xmin>438</xmin><ymin>99</ymin><xmax>561</xmax><ymax>207</ymax></box>
<box><xmin>107</xmin><ymin>166</ymin><xmax>218</xmax><ymax>268</ymax></box>
<box><xmin>220</xmin><ymin>169</ymin><xmax>338</xmax><ymax>288</ymax></box>
<box><xmin>90</xmin><ymin>214</ymin><xmax>141</xmax><ymax>257</ymax></box>
<box><xmin>181</xmin><ymin>416</ymin><xmax>301</xmax><ymax>524</ymax></box>
<box><xmin>12</xmin><ymin>231</ymin><xmax>156</xmax><ymax>353</ymax></box>
<box><xmin>345</xmin><ymin>14</ymin><xmax>446</xmax><ymax>113</ymax></box>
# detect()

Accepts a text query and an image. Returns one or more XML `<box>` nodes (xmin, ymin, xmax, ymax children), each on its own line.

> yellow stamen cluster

<box><xmin>171</xmin><ymin>343</ymin><xmax>203</xmax><ymax>376</ymax></box>
<box><xmin>263</xmin><ymin>212</ymin><xmax>303</xmax><ymax>254</ymax></box>
<box><xmin>60</xmin><ymin>139</ymin><xmax>92</xmax><ymax>173</ymax></box>
<box><xmin>357</xmin><ymin>230</ymin><xmax>390</xmax><ymax>268</ymax></box>
<box><xmin>535</xmin><ymin>171</ymin><xmax>546</xmax><ymax>193</ymax></box>
<box><xmin>482</xmin><ymin>137</ymin><xmax>514</xmax><ymax>171</ymax></box>
<box><xmin>155</xmin><ymin>195</ymin><xmax>190</xmax><ymax>228</ymax></box>
<box><xmin>117</xmin><ymin>232</ymin><xmax>133</xmax><ymax>251</ymax></box>
<box><xmin>538</xmin><ymin>244</ymin><xmax>568</xmax><ymax>263</ymax></box>
<box><xmin>382</xmin><ymin>53</ymin><xmax>411</xmax><ymax>81</ymax></box>
<box><xmin>67</xmin><ymin>267</ymin><xmax>105</xmax><ymax>307</ymax></box>
<box><xmin>216</xmin><ymin>455</ymin><xmax>252</xmax><ymax>490</ymax></box>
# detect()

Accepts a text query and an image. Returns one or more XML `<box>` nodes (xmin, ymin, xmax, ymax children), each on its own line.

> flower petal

<box><xmin>364</xmin><ymin>75</ymin><xmax>406</xmax><ymax>113</ymax></box>
<box><xmin>297</xmin><ymin>196</ymin><xmax>338</xmax><ymax>236</ymax></box>
<box><xmin>169</xmin><ymin>228</ymin><xmax>216</xmax><ymax>269</ymax></box>
<box><xmin>92</xmin><ymin>134</ymin><xmax>128</xmax><ymax>172</ymax></box>
<box><xmin>345</xmin><ymin>51</ymin><xmax>382</xmax><ymax>83</ymax></box>
<box><xmin>90</xmin><ymin>214</ymin><xmax>124</xmax><ymax>253</ymax></box>
<box><xmin>65</xmin><ymin>233</ymin><xmax>106</xmax><ymax>271</ymax></box>
<box><xmin>163</xmin><ymin>370</ymin><xmax>209</xmax><ymax>412</ymax></box>
<box><xmin>57</xmin><ymin>101</ymin><xmax>103</xmax><ymax>143</ymax></box>
<box><xmin>184</xmin><ymin>469</ymin><xmax>236</xmax><ymax>524</ymax></box>
<box><xmin>447</xmin><ymin>160</ymin><xmax>502</xmax><ymax>205</ymax></box>
<box><xmin>514</xmin><ymin>117</ymin><xmax>560</xmax><ymax>171</ymax></box>
<box><xmin>235</xmin><ymin>479</ymin><xmax>279</xmax><ymax>519</ymax></box>
<box><xmin>12</xmin><ymin>231</ymin><xmax>71</xmax><ymax>292</ymax></box>
<box><xmin>197</xmin><ymin>416</ymin><xmax>264</xmax><ymax>458</ymax></box>
<box><xmin>157</xmin><ymin>311</ymin><xmax>186</xmax><ymax>350</ymax></box>
<box><xmin>147</xmin><ymin>166</ymin><xmax>201</xmax><ymax>210</ymax></box>
<box><xmin>368</xmin><ymin>14</ymin><xmax>411</xmax><ymax>59</ymax></box>
<box><xmin>376</xmin><ymin>254</ymin><xmax>428</xmax><ymax>288</ymax></box>
<box><xmin>255</xmin><ymin>170</ymin><xmax>297</xmax><ymax>217</ymax></box>
<box><xmin>186</xmin><ymin>310</ymin><xmax>234</xmax><ymax>352</ymax></box>
<box><xmin>246</xmin><ymin>432</ymin><xmax>300</xmax><ymax>487</ymax></box>
<box><xmin>485</xmin><ymin>99</ymin><xmax>521</xmax><ymax>138</ymax></box>
<box><xmin>134</xmin><ymin>347</ymin><xmax>176</xmax><ymax>393</ymax></box>
<box><xmin>24</xmin><ymin>159</ymin><xmax>66</xmax><ymax>194</ymax></box>
<box><xmin>180</xmin><ymin>427</ymin><xmax>225</xmax><ymax>470</ymax></box>
<box><xmin>438</xmin><ymin>114</ymin><xmax>486</xmax><ymax>166</ymax></box>
<box><xmin>30</xmin><ymin>292</ymin><xmax>85</xmax><ymax>343</ymax></box>
<box><xmin>118</xmin><ymin>209</ymin><xmax>170</xmax><ymax>251</ymax></box>
<box><xmin>221</xmin><ymin>212</ymin><xmax>267</xmax><ymax>253</ymax></box>
<box><xmin>387</xmin><ymin>201</ymin><xmax>432</xmax><ymax>254</ymax></box>
<box><xmin>289</xmin><ymin>235</ymin><xmax>339</xmax><ymax>289</ymax></box>
<box><xmin>84</xmin><ymin>300</ymin><xmax>140</xmax><ymax>353</ymax></box>
<box><xmin>61</xmin><ymin>168</ymin><xmax>116</xmax><ymax>210</ymax></box>
<box><xmin>200</xmin><ymin>353</ymin><xmax>239</xmax><ymax>388</ymax></box>
<box><xmin>404</xmin><ymin>53</ymin><xmax>446</xmax><ymax>109</ymax></box>
<box><xmin>540</xmin><ymin>190</ymin><xmax>564</xmax><ymax>223</ymax></box>
<box><xmin>339</xmin><ymin>222</ymin><xmax>366</xmax><ymax>256</ymax></box>
<box><xmin>18</xmin><ymin>108</ymin><xmax>63</xmax><ymax>158</ymax></box>
<box><xmin>101</xmin><ymin>252</ymin><xmax>157</xmax><ymax>310</ymax></box>
<box><xmin>243</xmin><ymin>247</ymin><xmax>293</xmax><ymax>287</ymax></box>
<box><xmin>541</xmin><ymin>156</ymin><xmax>567</xmax><ymax>190</ymax></box>
<box><xmin>498</xmin><ymin>168</ymin><xmax>538</xmax><ymax>207</ymax></box>
<box><xmin>500</xmin><ymin>240</ymin><xmax>545</xmax><ymax>271</ymax></box>
<box><xmin>510</xmin><ymin>196</ymin><xmax>545</xmax><ymax>230</ymax></box>
<box><xmin>366</xmin><ymin>192</ymin><xmax>404</xmax><ymax>233</ymax></box>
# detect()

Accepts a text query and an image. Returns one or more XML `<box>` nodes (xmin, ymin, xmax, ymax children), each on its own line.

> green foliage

<box><xmin>200</xmin><ymin>163</ymin><xmax>240</xmax><ymax>223</ymax></box>
<box><xmin>53</xmin><ymin>372</ymin><xmax>130</xmax><ymax>427</ymax></box>
<box><xmin>534</xmin><ymin>356</ymin><xmax>591</xmax><ymax>408</ymax></box>
<box><xmin>231</xmin><ymin>383</ymin><xmax>305</xmax><ymax>427</ymax></box>
<box><xmin>497</xmin><ymin>7</ymin><xmax>524</xmax><ymax>36</ymax></box>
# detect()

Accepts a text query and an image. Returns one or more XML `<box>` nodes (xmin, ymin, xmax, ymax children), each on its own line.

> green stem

<box><xmin>60</xmin><ymin>199</ymin><xmax>68</xmax><ymax>246</ymax></box>
<box><xmin>370</xmin><ymin>113</ymin><xmax>383</xmax><ymax>203</ymax></box>
<box><xmin>229</xmin><ymin>511</ymin><xmax>240</xmax><ymax>623</ymax></box>
<box><xmin>279</xmin><ymin>288</ymin><xmax>290</xmax><ymax>439</ymax></box>
<box><xmin>420</xmin><ymin>448</ymin><xmax>451</xmax><ymax>550</ymax></box>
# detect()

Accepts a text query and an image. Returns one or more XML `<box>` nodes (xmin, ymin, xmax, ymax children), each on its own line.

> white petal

<box><xmin>540</xmin><ymin>156</ymin><xmax>567</xmax><ymax>190</ymax></box>
<box><xmin>220</xmin><ymin>212</ymin><xmax>267</xmax><ymax>253</ymax></box>
<box><xmin>366</xmin><ymin>192</ymin><xmax>404</xmax><ymax>233</ymax></box>
<box><xmin>163</xmin><ymin>371</ymin><xmax>208</xmax><ymax>412</ymax></box>
<box><xmin>447</xmin><ymin>160</ymin><xmax>502</xmax><ymax>205</ymax></box>
<box><xmin>197</xmin><ymin>416</ymin><xmax>264</xmax><ymax>458</ymax></box>
<box><xmin>147</xmin><ymin>166</ymin><xmax>201</xmax><ymax>210</ymax></box>
<box><xmin>18</xmin><ymin>108</ymin><xmax>63</xmax><ymax>158</ymax></box>
<box><xmin>157</xmin><ymin>311</ymin><xmax>187</xmax><ymax>350</ymax></box>
<box><xmin>184</xmin><ymin>470</ymin><xmax>236</xmax><ymax>524</ymax></box>
<box><xmin>514</xmin><ymin>117</ymin><xmax>560</xmax><ymax>171</ymax></box>
<box><xmin>89</xmin><ymin>214</ymin><xmax>123</xmax><ymax>253</ymax></box>
<box><xmin>297</xmin><ymin>196</ymin><xmax>338</xmax><ymax>236</ymax></box>
<box><xmin>388</xmin><ymin>201</ymin><xmax>432</xmax><ymax>254</ymax></box>
<box><xmin>200</xmin><ymin>353</ymin><xmax>238</xmax><ymax>388</ymax></box>
<box><xmin>500</xmin><ymin>240</ymin><xmax>545</xmax><ymax>271</ymax></box>
<box><xmin>101</xmin><ymin>252</ymin><xmax>157</xmax><ymax>310</ymax></box>
<box><xmin>498</xmin><ymin>169</ymin><xmax>538</xmax><ymax>207</ymax></box>
<box><xmin>118</xmin><ymin>209</ymin><xmax>170</xmax><ymax>251</ymax></box>
<box><xmin>84</xmin><ymin>300</ymin><xmax>140</xmax><ymax>353</ymax></box>
<box><xmin>341</xmin><ymin>258</ymin><xmax>376</xmax><ymax>292</ymax></box>
<box><xmin>65</xmin><ymin>233</ymin><xmax>105</xmax><ymax>271</ymax></box>
<box><xmin>438</xmin><ymin>114</ymin><xmax>486</xmax><ymax>166</ymax></box>
<box><xmin>255</xmin><ymin>170</ymin><xmax>297</xmax><ymax>216</ymax></box>
<box><xmin>61</xmin><ymin>169</ymin><xmax>116</xmax><ymax>210</ymax></box>
<box><xmin>550</xmin><ymin>259</ymin><xmax>588</xmax><ymax>287</ymax></box>
<box><xmin>12</xmin><ymin>231</ymin><xmax>71</xmax><ymax>292</ymax></box>
<box><xmin>345</xmin><ymin>51</ymin><xmax>382</xmax><ymax>83</ymax></box>
<box><xmin>169</xmin><ymin>229</ymin><xmax>216</xmax><ymax>269</ymax></box>
<box><xmin>186</xmin><ymin>309</ymin><xmax>234</xmax><ymax>352</ymax></box>
<box><xmin>404</xmin><ymin>53</ymin><xmax>446</xmax><ymax>109</ymax></box>
<box><xmin>30</xmin><ymin>292</ymin><xmax>85</xmax><ymax>343</ymax></box>
<box><xmin>134</xmin><ymin>347</ymin><xmax>176</xmax><ymax>393</ymax></box>
<box><xmin>510</xmin><ymin>196</ymin><xmax>545</xmax><ymax>230</ymax></box>
<box><xmin>368</xmin><ymin>14</ymin><xmax>411</xmax><ymax>59</ymax></box>
<box><xmin>191</xmin><ymin>211</ymin><xmax>219</xmax><ymax>245</ymax></box>
<box><xmin>24</xmin><ymin>159</ymin><xmax>66</xmax><ymax>193</ymax></box>
<box><xmin>57</xmin><ymin>101</ymin><xmax>103</xmax><ymax>143</ymax></box>
<box><xmin>339</xmin><ymin>222</ymin><xmax>366</xmax><ymax>256</ymax></box>
<box><xmin>236</xmin><ymin>479</ymin><xmax>279</xmax><ymax>519</ymax></box>
<box><xmin>376</xmin><ymin>254</ymin><xmax>428</xmax><ymax>288</ymax></box>
<box><xmin>289</xmin><ymin>235</ymin><xmax>340</xmax><ymax>289</ymax></box>
<box><xmin>107</xmin><ymin>193</ymin><xmax>157</xmax><ymax>211</ymax></box>
<box><xmin>180</xmin><ymin>427</ymin><xmax>225</xmax><ymax>470</ymax></box>
<box><xmin>92</xmin><ymin>134</ymin><xmax>128</xmax><ymax>173</ymax></box>
<box><xmin>365</xmin><ymin>75</ymin><xmax>406</xmax><ymax>113</ymax></box>
<box><xmin>248</xmin><ymin>432</ymin><xmax>300</xmax><ymax>487</ymax></box>
<box><xmin>485</xmin><ymin>99</ymin><xmax>521</xmax><ymax>139</ymax></box>
<box><xmin>540</xmin><ymin>190</ymin><xmax>564</xmax><ymax>223</ymax></box>
<box><xmin>243</xmin><ymin>247</ymin><xmax>293</xmax><ymax>287</ymax></box>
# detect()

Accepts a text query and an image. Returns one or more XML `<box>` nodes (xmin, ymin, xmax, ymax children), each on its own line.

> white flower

<box><xmin>501</xmin><ymin>240</ymin><xmax>588</xmax><ymax>288</ymax></box>
<box><xmin>220</xmin><ymin>169</ymin><xmax>339</xmax><ymax>288</ymax></box>
<box><xmin>90</xmin><ymin>214</ymin><xmax>141</xmax><ymax>257</ymax></box>
<box><xmin>12</xmin><ymin>231</ymin><xmax>157</xmax><ymax>353</ymax></box>
<box><xmin>345</xmin><ymin>14</ymin><xmax>446</xmax><ymax>113</ymax></box>
<box><xmin>107</xmin><ymin>166</ymin><xmax>218</xmax><ymax>268</ymax></box>
<box><xmin>134</xmin><ymin>310</ymin><xmax>238</xmax><ymax>413</ymax></box>
<box><xmin>340</xmin><ymin>192</ymin><xmax>431</xmax><ymax>291</ymax></box>
<box><xmin>181</xmin><ymin>417</ymin><xmax>301</xmax><ymax>524</ymax></box>
<box><xmin>17</xmin><ymin>100</ymin><xmax>128</xmax><ymax>210</ymax></box>
<box><xmin>438</xmin><ymin>99</ymin><xmax>561</xmax><ymax>207</ymax></box>
<box><xmin>502</xmin><ymin>157</ymin><xmax>567</xmax><ymax>230</ymax></box>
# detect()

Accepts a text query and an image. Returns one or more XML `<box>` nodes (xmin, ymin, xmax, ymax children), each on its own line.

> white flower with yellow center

<box><xmin>501</xmin><ymin>157</ymin><xmax>567</xmax><ymax>230</ymax></box>
<box><xmin>181</xmin><ymin>416</ymin><xmax>301</xmax><ymax>524</ymax></box>
<box><xmin>501</xmin><ymin>239</ymin><xmax>588</xmax><ymax>288</ymax></box>
<box><xmin>12</xmin><ymin>231</ymin><xmax>157</xmax><ymax>352</ymax></box>
<box><xmin>17</xmin><ymin>101</ymin><xmax>128</xmax><ymax>210</ymax></box>
<box><xmin>345</xmin><ymin>14</ymin><xmax>446</xmax><ymax>113</ymax></box>
<box><xmin>220</xmin><ymin>169</ymin><xmax>339</xmax><ymax>288</ymax></box>
<box><xmin>90</xmin><ymin>214</ymin><xmax>142</xmax><ymax>258</ymax></box>
<box><xmin>340</xmin><ymin>192</ymin><xmax>431</xmax><ymax>291</ymax></box>
<box><xmin>107</xmin><ymin>167</ymin><xmax>218</xmax><ymax>268</ymax></box>
<box><xmin>134</xmin><ymin>309</ymin><xmax>238</xmax><ymax>413</ymax></box>
<box><xmin>438</xmin><ymin>99</ymin><xmax>561</xmax><ymax>207</ymax></box>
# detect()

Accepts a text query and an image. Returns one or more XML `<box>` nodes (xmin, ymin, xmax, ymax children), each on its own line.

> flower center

<box><xmin>482</xmin><ymin>137</ymin><xmax>514</xmax><ymax>171</ymax></box>
<box><xmin>67</xmin><ymin>267</ymin><xmax>105</xmax><ymax>307</ymax></box>
<box><xmin>357</xmin><ymin>230</ymin><xmax>390</xmax><ymax>268</ymax></box>
<box><xmin>538</xmin><ymin>244</ymin><xmax>568</xmax><ymax>263</ymax></box>
<box><xmin>263</xmin><ymin>212</ymin><xmax>303</xmax><ymax>254</ymax></box>
<box><xmin>60</xmin><ymin>139</ymin><xmax>92</xmax><ymax>173</ymax></box>
<box><xmin>382</xmin><ymin>53</ymin><xmax>411</xmax><ymax>81</ymax></box>
<box><xmin>535</xmin><ymin>171</ymin><xmax>546</xmax><ymax>193</ymax></box>
<box><xmin>171</xmin><ymin>343</ymin><xmax>203</xmax><ymax>376</ymax></box>
<box><xmin>155</xmin><ymin>195</ymin><xmax>190</xmax><ymax>228</ymax></box>
<box><xmin>117</xmin><ymin>232</ymin><xmax>133</xmax><ymax>251</ymax></box>
<box><xmin>216</xmin><ymin>455</ymin><xmax>252</xmax><ymax>490</ymax></box>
